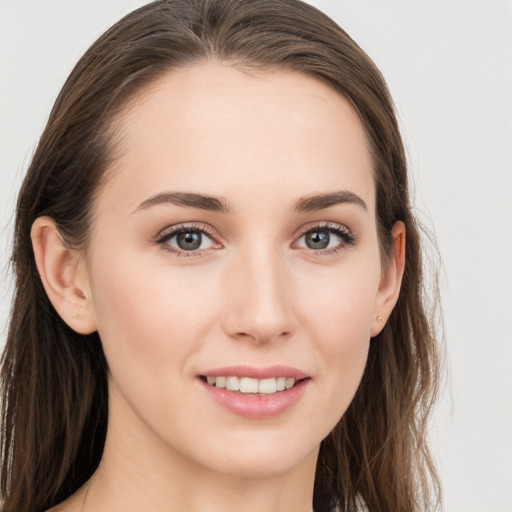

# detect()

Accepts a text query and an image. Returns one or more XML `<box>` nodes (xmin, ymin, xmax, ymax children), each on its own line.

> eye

<box><xmin>156</xmin><ymin>225</ymin><xmax>220</xmax><ymax>255</ymax></box>
<box><xmin>294</xmin><ymin>223</ymin><xmax>356</xmax><ymax>254</ymax></box>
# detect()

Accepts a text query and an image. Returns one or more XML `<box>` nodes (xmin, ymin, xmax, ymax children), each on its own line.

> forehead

<box><xmin>100</xmin><ymin>62</ymin><xmax>375</xmax><ymax>216</ymax></box>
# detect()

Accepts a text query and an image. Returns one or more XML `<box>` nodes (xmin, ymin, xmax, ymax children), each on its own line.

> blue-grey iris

<box><xmin>306</xmin><ymin>231</ymin><xmax>330</xmax><ymax>250</ymax></box>
<box><xmin>177</xmin><ymin>231</ymin><xmax>202</xmax><ymax>250</ymax></box>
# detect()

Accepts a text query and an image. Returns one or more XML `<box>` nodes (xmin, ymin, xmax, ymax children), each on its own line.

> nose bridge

<box><xmin>223</xmin><ymin>240</ymin><xmax>295</xmax><ymax>343</ymax></box>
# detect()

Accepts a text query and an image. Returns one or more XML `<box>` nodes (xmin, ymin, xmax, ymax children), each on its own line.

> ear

<box><xmin>31</xmin><ymin>216</ymin><xmax>97</xmax><ymax>334</ymax></box>
<box><xmin>370</xmin><ymin>221</ymin><xmax>406</xmax><ymax>337</ymax></box>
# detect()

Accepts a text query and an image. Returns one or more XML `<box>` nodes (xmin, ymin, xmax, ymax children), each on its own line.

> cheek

<box><xmin>308</xmin><ymin>283</ymin><xmax>373</xmax><ymax>379</ymax></box>
<box><xmin>299</xmin><ymin>260</ymin><xmax>380</xmax><ymax>350</ymax></box>
<box><xmin>88</xmin><ymin>253</ymin><xmax>220</xmax><ymax>374</ymax></box>
<box><xmin>297</xmin><ymin>259</ymin><xmax>379</xmax><ymax>419</ymax></box>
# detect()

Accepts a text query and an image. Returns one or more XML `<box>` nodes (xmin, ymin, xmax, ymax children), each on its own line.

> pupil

<box><xmin>306</xmin><ymin>231</ymin><xmax>329</xmax><ymax>250</ymax></box>
<box><xmin>177</xmin><ymin>231</ymin><xmax>201</xmax><ymax>250</ymax></box>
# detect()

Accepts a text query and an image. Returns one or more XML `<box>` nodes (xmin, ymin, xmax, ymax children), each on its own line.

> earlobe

<box><xmin>370</xmin><ymin>221</ymin><xmax>406</xmax><ymax>337</ymax></box>
<box><xmin>31</xmin><ymin>216</ymin><xmax>97</xmax><ymax>334</ymax></box>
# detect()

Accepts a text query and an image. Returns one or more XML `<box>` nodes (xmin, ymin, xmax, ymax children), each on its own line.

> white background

<box><xmin>0</xmin><ymin>1</ymin><xmax>511</xmax><ymax>511</ymax></box>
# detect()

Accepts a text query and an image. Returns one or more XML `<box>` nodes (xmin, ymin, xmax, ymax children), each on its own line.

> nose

<box><xmin>221</xmin><ymin>246</ymin><xmax>297</xmax><ymax>345</ymax></box>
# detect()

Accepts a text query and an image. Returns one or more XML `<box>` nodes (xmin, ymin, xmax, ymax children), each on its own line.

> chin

<box><xmin>194</xmin><ymin>431</ymin><xmax>320</xmax><ymax>479</ymax></box>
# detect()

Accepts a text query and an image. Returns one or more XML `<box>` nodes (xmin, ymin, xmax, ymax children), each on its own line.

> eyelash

<box><xmin>154</xmin><ymin>221</ymin><xmax>357</xmax><ymax>257</ymax></box>
<box><xmin>295</xmin><ymin>222</ymin><xmax>357</xmax><ymax>255</ymax></box>
<box><xmin>155</xmin><ymin>223</ymin><xmax>220</xmax><ymax>257</ymax></box>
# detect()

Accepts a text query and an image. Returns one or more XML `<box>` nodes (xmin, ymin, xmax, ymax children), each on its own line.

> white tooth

<box><xmin>276</xmin><ymin>377</ymin><xmax>286</xmax><ymax>391</ymax></box>
<box><xmin>216</xmin><ymin>376</ymin><xmax>226</xmax><ymax>389</ymax></box>
<box><xmin>259</xmin><ymin>378</ymin><xmax>277</xmax><ymax>394</ymax></box>
<box><xmin>285</xmin><ymin>378</ymin><xmax>295</xmax><ymax>389</ymax></box>
<box><xmin>206</xmin><ymin>376</ymin><xmax>216</xmax><ymax>386</ymax></box>
<box><xmin>226</xmin><ymin>376</ymin><xmax>240</xmax><ymax>391</ymax></box>
<box><xmin>239</xmin><ymin>377</ymin><xmax>259</xmax><ymax>393</ymax></box>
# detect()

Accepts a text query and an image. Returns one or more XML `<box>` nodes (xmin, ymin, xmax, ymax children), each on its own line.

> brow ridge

<box><xmin>134</xmin><ymin>189</ymin><xmax>366</xmax><ymax>215</ymax></box>
<box><xmin>134</xmin><ymin>192</ymin><xmax>230</xmax><ymax>213</ymax></box>
<box><xmin>294</xmin><ymin>190</ymin><xmax>367</xmax><ymax>212</ymax></box>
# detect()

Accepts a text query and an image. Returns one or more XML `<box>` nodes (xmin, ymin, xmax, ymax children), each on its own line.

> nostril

<box><xmin>232</xmin><ymin>330</ymin><xmax>292</xmax><ymax>345</ymax></box>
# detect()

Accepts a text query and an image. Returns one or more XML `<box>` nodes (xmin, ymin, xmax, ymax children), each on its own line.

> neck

<box><xmin>85</xmin><ymin>437</ymin><xmax>318</xmax><ymax>512</ymax></box>
<box><xmin>78</xmin><ymin>386</ymin><xmax>318</xmax><ymax>512</ymax></box>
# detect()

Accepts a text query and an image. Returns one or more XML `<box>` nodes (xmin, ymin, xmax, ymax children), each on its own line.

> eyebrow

<box><xmin>133</xmin><ymin>189</ymin><xmax>367</xmax><ymax>215</ymax></box>
<box><xmin>134</xmin><ymin>192</ymin><xmax>230</xmax><ymax>214</ymax></box>
<box><xmin>294</xmin><ymin>190</ymin><xmax>367</xmax><ymax>212</ymax></box>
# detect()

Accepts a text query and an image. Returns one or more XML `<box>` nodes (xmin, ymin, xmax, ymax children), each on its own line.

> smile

<box><xmin>198</xmin><ymin>366</ymin><xmax>311</xmax><ymax>419</ymax></box>
<box><xmin>203</xmin><ymin>376</ymin><xmax>299</xmax><ymax>394</ymax></box>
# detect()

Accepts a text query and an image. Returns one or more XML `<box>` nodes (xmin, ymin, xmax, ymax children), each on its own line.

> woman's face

<box><xmin>81</xmin><ymin>63</ymin><xmax>395</xmax><ymax>478</ymax></box>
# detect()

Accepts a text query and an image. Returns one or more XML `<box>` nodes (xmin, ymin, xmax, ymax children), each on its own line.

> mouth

<box><xmin>197</xmin><ymin>366</ymin><xmax>311</xmax><ymax>418</ymax></box>
<box><xmin>199</xmin><ymin>375</ymin><xmax>309</xmax><ymax>395</ymax></box>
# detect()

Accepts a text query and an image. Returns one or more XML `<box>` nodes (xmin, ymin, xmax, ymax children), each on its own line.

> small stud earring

<box><xmin>72</xmin><ymin>312</ymin><xmax>79</xmax><ymax>318</ymax></box>
<box><xmin>376</xmin><ymin>315</ymin><xmax>382</xmax><ymax>322</ymax></box>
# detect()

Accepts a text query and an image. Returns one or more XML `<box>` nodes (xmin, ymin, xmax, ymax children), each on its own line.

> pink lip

<box><xmin>197</xmin><ymin>365</ymin><xmax>311</xmax><ymax>419</ymax></box>
<box><xmin>199</xmin><ymin>365</ymin><xmax>309</xmax><ymax>380</ymax></box>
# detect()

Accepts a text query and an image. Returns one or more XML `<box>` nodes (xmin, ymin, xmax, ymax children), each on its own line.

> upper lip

<box><xmin>199</xmin><ymin>365</ymin><xmax>309</xmax><ymax>380</ymax></box>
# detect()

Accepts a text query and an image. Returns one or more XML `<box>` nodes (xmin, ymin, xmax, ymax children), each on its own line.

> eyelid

<box><xmin>154</xmin><ymin>222</ymin><xmax>222</xmax><ymax>256</ymax></box>
<box><xmin>294</xmin><ymin>221</ymin><xmax>352</xmax><ymax>238</ymax></box>
<box><xmin>155</xmin><ymin>222</ymin><xmax>219</xmax><ymax>241</ymax></box>
<box><xmin>292</xmin><ymin>221</ymin><xmax>357</xmax><ymax>254</ymax></box>
<box><xmin>154</xmin><ymin>220</ymin><xmax>356</xmax><ymax>257</ymax></box>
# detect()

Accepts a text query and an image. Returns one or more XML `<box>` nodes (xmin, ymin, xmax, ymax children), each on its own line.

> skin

<box><xmin>33</xmin><ymin>63</ymin><xmax>405</xmax><ymax>512</ymax></box>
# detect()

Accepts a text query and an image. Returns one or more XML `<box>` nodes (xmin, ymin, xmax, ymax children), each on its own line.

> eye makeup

<box><xmin>154</xmin><ymin>222</ymin><xmax>222</xmax><ymax>257</ymax></box>
<box><xmin>154</xmin><ymin>220</ymin><xmax>357</xmax><ymax>258</ymax></box>
<box><xmin>293</xmin><ymin>221</ymin><xmax>357</xmax><ymax>256</ymax></box>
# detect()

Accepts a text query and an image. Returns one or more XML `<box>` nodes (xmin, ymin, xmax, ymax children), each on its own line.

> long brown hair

<box><xmin>1</xmin><ymin>1</ymin><xmax>442</xmax><ymax>510</ymax></box>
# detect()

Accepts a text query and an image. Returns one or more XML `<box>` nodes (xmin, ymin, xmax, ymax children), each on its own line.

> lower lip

<box><xmin>199</xmin><ymin>378</ymin><xmax>310</xmax><ymax>419</ymax></box>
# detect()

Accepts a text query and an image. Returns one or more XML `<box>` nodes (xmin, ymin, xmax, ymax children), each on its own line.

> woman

<box><xmin>0</xmin><ymin>0</ymin><xmax>441</xmax><ymax>511</ymax></box>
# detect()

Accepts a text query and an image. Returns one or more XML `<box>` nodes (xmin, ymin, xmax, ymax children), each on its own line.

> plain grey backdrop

<box><xmin>1</xmin><ymin>1</ymin><xmax>511</xmax><ymax>511</ymax></box>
